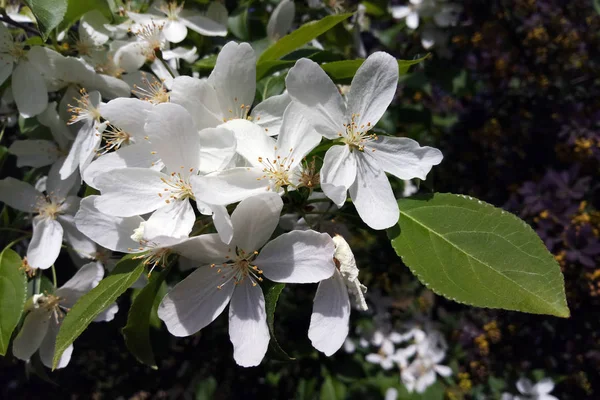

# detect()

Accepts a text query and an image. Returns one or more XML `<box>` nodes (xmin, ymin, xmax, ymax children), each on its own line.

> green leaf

<box><xmin>53</xmin><ymin>256</ymin><xmax>145</xmax><ymax>369</ymax></box>
<box><xmin>23</xmin><ymin>0</ymin><xmax>68</xmax><ymax>40</ymax></box>
<box><xmin>319</xmin><ymin>376</ymin><xmax>346</xmax><ymax>400</ymax></box>
<box><xmin>61</xmin><ymin>0</ymin><xmax>112</xmax><ymax>27</ymax></box>
<box><xmin>122</xmin><ymin>265</ymin><xmax>171</xmax><ymax>369</ymax></box>
<box><xmin>257</xmin><ymin>12</ymin><xmax>353</xmax><ymax>65</ymax></box>
<box><xmin>321</xmin><ymin>55</ymin><xmax>429</xmax><ymax>82</ymax></box>
<box><xmin>594</xmin><ymin>0</ymin><xmax>600</xmax><ymax>15</ymax></box>
<box><xmin>0</xmin><ymin>248</ymin><xmax>27</xmax><ymax>355</ymax></box>
<box><xmin>388</xmin><ymin>193</ymin><xmax>569</xmax><ymax>318</ymax></box>
<box><xmin>264</xmin><ymin>282</ymin><xmax>294</xmax><ymax>360</ymax></box>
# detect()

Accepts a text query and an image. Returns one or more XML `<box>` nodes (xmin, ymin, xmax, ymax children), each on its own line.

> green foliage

<box><xmin>389</xmin><ymin>193</ymin><xmax>570</xmax><ymax>317</ymax></box>
<box><xmin>61</xmin><ymin>0</ymin><xmax>113</xmax><ymax>28</ymax></box>
<box><xmin>22</xmin><ymin>0</ymin><xmax>68</xmax><ymax>40</ymax></box>
<box><xmin>321</xmin><ymin>55</ymin><xmax>429</xmax><ymax>82</ymax></box>
<box><xmin>52</xmin><ymin>256</ymin><xmax>145</xmax><ymax>369</ymax></box>
<box><xmin>320</xmin><ymin>375</ymin><xmax>347</xmax><ymax>400</ymax></box>
<box><xmin>122</xmin><ymin>265</ymin><xmax>171</xmax><ymax>369</ymax></box>
<box><xmin>256</xmin><ymin>13</ymin><xmax>353</xmax><ymax>79</ymax></box>
<box><xmin>264</xmin><ymin>282</ymin><xmax>294</xmax><ymax>360</ymax></box>
<box><xmin>0</xmin><ymin>248</ymin><xmax>26</xmax><ymax>356</ymax></box>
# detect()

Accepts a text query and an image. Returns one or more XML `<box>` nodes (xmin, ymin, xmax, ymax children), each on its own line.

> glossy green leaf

<box><xmin>389</xmin><ymin>193</ymin><xmax>569</xmax><ymax>318</ymax></box>
<box><xmin>61</xmin><ymin>0</ymin><xmax>112</xmax><ymax>27</ymax></box>
<box><xmin>122</xmin><ymin>265</ymin><xmax>171</xmax><ymax>369</ymax></box>
<box><xmin>321</xmin><ymin>55</ymin><xmax>429</xmax><ymax>82</ymax></box>
<box><xmin>264</xmin><ymin>282</ymin><xmax>294</xmax><ymax>360</ymax></box>
<box><xmin>257</xmin><ymin>13</ymin><xmax>352</xmax><ymax>65</ymax></box>
<box><xmin>0</xmin><ymin>248</ymin><xmax>27</xmax><ymax>355</ymax></box>
<box><xmin>53</xmin><ymin>256</ymin><xmax>145</xmax><ymax>369</ymax></box>
<box><xmin>23</xmin><ymin>0</ymin><xmax>68</xmax><ymax>40</ymax></box>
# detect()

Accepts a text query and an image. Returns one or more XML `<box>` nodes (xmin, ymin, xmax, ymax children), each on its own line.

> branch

<box><xmin>0</xmin><ymin>10</ymin><xmax>39</xmax><ymax>36</ymax></box>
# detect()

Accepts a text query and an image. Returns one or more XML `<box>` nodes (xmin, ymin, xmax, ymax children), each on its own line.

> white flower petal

<box><xmin>79</xmin><ymin>10</ymin><xmax>111</xmax><ymax>46</ymax></box>
<box><xmin>75</xmin><ymin>196</ymin><xmax>145</xmax><ymax>253</ymax></box>
<box><xmin>12</xmin><ymin>308</ymin><xmax>51</xmax><ymax>361</ymax></box>
<box><xmin>229</xmin><ymin>281</ymin><xmax>270</xmax><ymax>367</ymax></box>
<box><xmin>434</xmin><ymin>364</ymin><xmax>453</xmax><ymax>377</ymax></box>
<box><xmin>158</xmin><ymin>265</ymin><xmax>236</xmax><ymax>336</ymax></box>
<box><xmin>367</xmin><ymin>136</ymin><xmax>443</xmax><ymax>180</ymax></box>
<box><xmin>533</xmin><ymin>378</ymin><xmax>555</xmax><ymax>395</ymax></box>
<box><xmin>83</xmin><ymin>141</ymin><xmax>163</xmax><ymax>188</ymax></box>
<box><xmin>320</xmin><ymin>145</ymin><xmax>356</xmax><ymax>207</ymax></box>
<box><xmin>391</xmin><ymin>5</ymin><xmax>411</xmax><ymax>19</ymax></box>
<box><xmin>308</xmin><ymin>270</ymin><xmax>350</xmax><ymax>355</ymax></box>
<box><xmin>144</xmin><ymin>102</ymin><xmax>203</xmax><ymax>171</ymax></box>
<box><xmin>170</xmin><ymin>76</ymin><xmax>222</xmax><ymax>129</ymax></box>
<box><xmin>256</xmin><ymin>230</ymin><xmax>335</xmax><ymax>283</ymax></box>
<box><xmin>346</xmin><ymin>52</ymin><xmax>398</xmax><ymax>129</ymax></box>
<box><xmin>55</xmin><ymin>261</ymin><xmax>104</xmax><ymax>307</ymax></box>
<box><xmin>223</xmin><ymin>119</ymin><xmax>276</xmax><ymax>166</ymax></box>
<box><xmin>144</xmin><ymin>199</ymin><xmax>195</xmax><ymax>239</ymax></box>
<box><xmin>94</xmin><ymin>168</ymin><xmax>168</xmax><ymax>216</ymax></box>
<box><xmin>163</xmin><ymin>20</ymin><xmax>188</xmax><ymax>43</ymax></box>
<box><xmin>0</xmin><ymin>177</ymin><xmax>40</xmax><ymax>212</ymax></box>
<box><xmin>231</xmin><ymin>193</ymin><xmax>283</xmax><ymax>251</ymax></box>
<box><xmin>208</xmin><ymin>42</ymin><xmax>256</xmax><ymax>116</ymax></box>
<box><xmin>276</xmin><ymin>103</ymin><xmax>321</xmax><ymax>165</ymax></box>
<box><xmin>94</xmin><ymin>302</ymin><xmax>119</xmax><ymax>322</ymax></box>
<box><xmin>47</xmin><ymin>157</ymin><xmax>79</xmax><ymax>199</ymax></box>
<box><xmin>8</xmin><ymin>140</ymin><xmax>59</xmax><ymax>168</ymax></box>
<box><xmin>12</xmin><ymin>59</ymin><xmax>48</xmax><ymax>118</ymax></box>
<box><xmin>517</xmin><ymin>378</ymin><xmax>534</xmax><ymax>395</ymax></box>
<box><xmin>406</xmin><ymin>11</ymin><xmax>420</xmax><ymax>29</ymax></box>
<box><xmin>211</xmin><ymin>204</ymin><xmax>234</xmax><ymax>244</ymax></box>
<box><xmin>0</xmin><ymin>53</ymin><xmax>14</xmax><ymax>86</ymax></box>
<box><xmin>349</xmin><ymin>151</ymin><xmax>398</xmax><ymax>230</ymax></box>
<box><xmin>39</xmin><ymin>316</ymin><xmax>73</xmax><ymax>369</ymax></box>
<box><xmin>114</xmin><ymin>41</ymin><xmax>146</xmax><ymax>73</ymax></box>
<box><xmin>27</xmin><ymin>217</ymin><xmax>64</xmax><ymax>270</ymax></box>
<box><xmin>416</xmin><ymin>370</ymin><xmax>436</xmax><ymax>393</ymax></box>
<box><xmin>37</xmin><ymin>101</ymin><xmax>73</xmax><ymax>148</ymax></box>
<box><xmin>192</xmin><ymin>168</ymin><xmax>269</xmax><ymax>206</ymax></box>
<box><xmin>99</xmin><ymin>97</ymin><xmax>153</xmax><ymax>140</ymax></box>
<box><xmin>58</xmin><ymin>214</ymin><xmax>98</xmax><ymax>258</ymax></box>
<box><xmin>267</xmin><ymin>0</ymin><xmax>295</xmax><ymax>41</ymax></box>
<box><xmin>197</xmin><ymin>126</ymin><xmax>237</xmax><ymax>173</ymax></box>
<box><xmin>250</xmin><ymin>92</ymin><xmax>291</xmax><ymax>137</ymax></box>
<box><xmin>286</xmin><ymin>58</ymin><xmax>345</xmax><ymax>139</ymax></box>
<box><xmin>170</xmin><ymin>233</ymin><xmax>231</xmax><ymax>263</ymax></box>
<box><xmin>180</xmin><ymin>7</ymin><xmax>227</xmax><ymax>37</ymax></box>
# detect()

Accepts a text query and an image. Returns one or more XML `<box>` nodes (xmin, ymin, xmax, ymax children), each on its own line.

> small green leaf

<box><xmin>389</xmin><ymin>193</ymin><xmax>569</xmax><ymax>318</ymax></box>
<box><xmin>264</xmin><ymin>282</ymin><xmax>294</xmax><ymax>360</ymax></box>
<box><xmin>257</xmin><ymin>12</ymin><xmax>353</xmax><ymax>65</ymax></box>
<box><xmin>52</xmin><ymin>256</ymin><xmax>145</xmax><ymax>369</ymax></box>
<box><xmin>122</xmin><ymin>265</ymin><xmax>171</xmax><ymax>369</ymax></box>
<box><xmin>319</xmin><ymin>376</ymin><xmax>346</xmax><ymax>400</ymax></box>
<box><xmin>0</xmin><ymin>248</ymin><xmax>27</xmax><ymax>355</ymax></box>
<box><xmin>61</xmin><ymin>0</ymin><xmax>112</xmax><ymax>28</ymax></box>
<box><xmin>23</xmin><ymin>0</ymin><xmax>68</xmax><ymax>40</ymax></box>
<box><xmin>321</xmin><ymin>55</ymin><xmax>429</xmax><ymax>82</ymax></box>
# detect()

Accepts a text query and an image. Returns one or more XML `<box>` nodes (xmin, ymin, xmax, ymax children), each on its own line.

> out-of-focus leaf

<box><xmin>122</xmin><ymin>264</ymin><xmax>171</xmax><ymax>369</ymax></box>
<box><xmin>321</xmin><ymin>55</ymin><xmax>429</xmax><ymax>83</ymax></box>
<box><xmin>195</xmin><ymin>376</ymin><xmax>217</xmax><ymax>400</ymax></box>
<box><xmin>53</xmin><ymin>256</ymin><xmax>145</xmax><ymax>369</ymax></box>
<box><xmin>0</xmin><ymin>248</ymin><xmax>27</xmax><ymax>355</ymax></box>
<box><xmin>388</xmin><ymin>193</ymin><xmax>570</xmax><ymax>318</ymax></box>
<box><xmin>319</xmin><ymin>376</ymin><xmax>347</xmax><ymax>400</ymax></box>
<box><xmin>264</xmin><ymin>282</ymin><xmax>294</xmax><ymax>360</ymax></box>
<box><xmin>62</xmin><ymin>0</ymin><xmax>112</xmax><ymax>27</ymax></box>
<box><xmin>23</xmin><ymin>0</ymin><xmax>68</xmax><ymax>40</ymax></box>
<box><xmin>228</xmin><ymin>6</ymin><xmax>249</xmax><ymax>41</ymax></box>
<box><xmin>257</xmin><ymin>13</ymin><xmax>352</xmax><ymax>66</ymax></box>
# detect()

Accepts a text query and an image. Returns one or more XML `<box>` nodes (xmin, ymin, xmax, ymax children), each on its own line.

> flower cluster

<box><xmin>0</xmin><ymin>1</ymin><xmax>443</xmax><ymax>371</ymax></box>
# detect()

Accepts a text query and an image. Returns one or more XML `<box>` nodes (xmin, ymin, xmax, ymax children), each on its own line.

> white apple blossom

<box><xmin>157</xmin><ymin>193</ymin><xmax>336</xmax><ymax>367</ymax></box>
<box><xmin>0</xmin><ymin>23</ymin><xmax>48</xmax><ymax>117</ymax></box>
<box><xmin>502</xmin><ymin>378</ymin><xmax>559</xmax><ymax>400</ymax></box>
<box><xmin>309</xmin><ymin>235</ymin><xmax>367</xmax><ymax>355</ymax></box>
<box><xmin>128</xmin><ymin>1</ymin><xmax>227</xmax><ymax>44</ymax></box>
<box><xmin>191</xmin><ymin>103</ymin><xmax>321</xmax><ymax>206</ymax></box>
<box><xmin>11</xmin><ymin>262</ymin><xmax>118</xmax><ymax>369</ymax></box>
<box><xmin>169</xmin><ymin>41</ymin><xmax>291</xmax><ymax>136</ymax></box>
<box><xmin>286</xmin><ymin>52</ymin><xmax>443</xmax><ymax>229</ymax></box>
<box><xmin>92</xmin><ymin>102</ymin><xmax>236</xmax><ymax>240</ymax></box>
<box><xmin>0</xmin><ymin>165</ymin><xmax>89</xmax><ymax>270</ymax></box>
